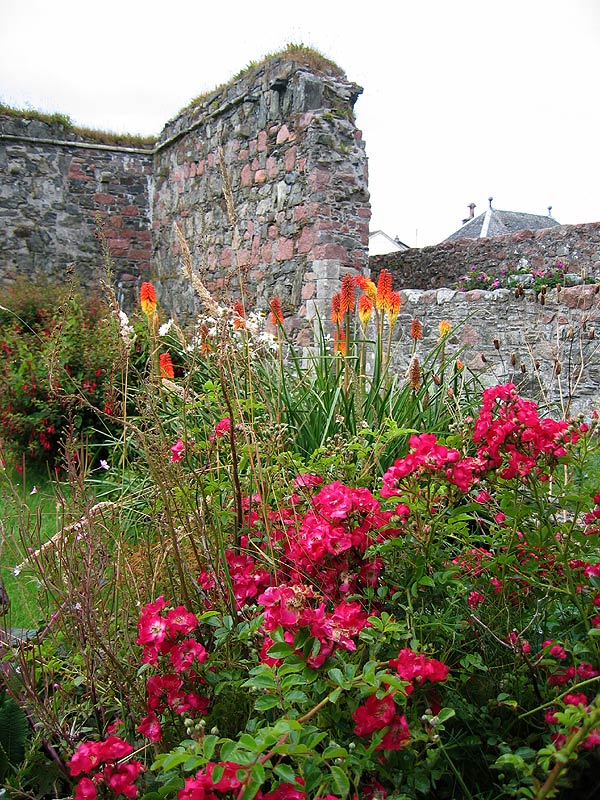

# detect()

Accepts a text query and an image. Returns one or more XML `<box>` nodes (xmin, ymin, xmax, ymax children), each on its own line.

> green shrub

<box><xmin>2</xmin><ymin>266</ymin><xmax>599</xmax><ymax>800</ymax></box>
<box><xmin>0</xmin><ymin>279</ymin><xmax>132</xmax><ymax>469</ymax></box>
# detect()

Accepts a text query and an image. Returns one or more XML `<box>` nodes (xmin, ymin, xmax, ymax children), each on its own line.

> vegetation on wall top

<box><xmin>1</xmin><ymin>44</ymin><xmax>345</xmax><ymax>148</ymax></box>
<box><xmin>0</xmin><ymin>102</ymin><xmax>156</xmax><ymax>148</ymax></box>
<box><xmin>184</xmin><ymin>42</ymin><xmax>347</xmax><ymax>113</ymax></box>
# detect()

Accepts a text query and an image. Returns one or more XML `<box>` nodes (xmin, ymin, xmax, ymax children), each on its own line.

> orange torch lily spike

<box><xmin>140</xmin><ymin>282</ymin><xmax>157</xmax><ymax>317</ymax></box>
<box><xmin>269</xmin><ymin>297</ymin><xmax>284</xmax><ymax>326</ymax></box>
<box><xmin>159</xmin><ymin>352</ymin><xmax>175</xmax><ymax>379</ymax></box>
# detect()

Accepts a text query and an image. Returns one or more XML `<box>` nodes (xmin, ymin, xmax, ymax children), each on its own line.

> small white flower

<box><xmin>158</xmin><ymin>319</ymin><xmax>174</xmax><ymax>337</ymax></box>
<box><xmin>30</xmin><ymin>485</ymin><xmax>38</xmax><ymax>495</ymax></box>
<box><xmin>118</xmin><ymin>310</ymin><xmax>136</xmax><ymax>351</ymax></box>
<box><xmin>99</xmin><ymin>459</ymin><xmax>109</xmax><ymax>470</ymax></box>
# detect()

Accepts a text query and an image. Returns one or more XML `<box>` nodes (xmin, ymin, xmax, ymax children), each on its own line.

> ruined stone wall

<box><xmin>152</xmin><ymin>56</ymin><xmax>370</xmax><ymax>337</ymax></box>
<box><xmin>363</xmin><ymin>221</ymin><xmax>600</xmax><ymax>416</ymax></box>
<box><xmin>0</xmin><ymin>115</ymin><xmax>153</xmax><ymax>307</ymax></box>
<box><xmin>1</xmin><ymin>53</ymin><xmax>598</xmax><ymax>416</ymax></box>
<box><xmin>371</xmin><ymin>222</ymin><xmax>600</xmax><ymax>290</ymax></box>
<box><xmin>383</xmin><ymin>282</ymin><xmax>600</xmax><ymax>418</ymax></box>
<box><xmin>0</xmin><ymin>56</ymin><xmax>370</xmax><ymax>327</ymax></box>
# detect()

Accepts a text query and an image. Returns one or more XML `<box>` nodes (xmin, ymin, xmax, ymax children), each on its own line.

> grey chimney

<box><xmin>462</xmin><ymin>202</ymin><xmax>477</xmax><ymax>225</ymax></box>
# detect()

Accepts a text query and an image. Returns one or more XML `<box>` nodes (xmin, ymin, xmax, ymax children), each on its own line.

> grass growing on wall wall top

<box><xmin>0</xmin><ymin>103</ymin><xmax>156</xmax><ymax>148</ymax></box>
<box><xmin>184</xmin><ymin>42</ymin><xmax>347</xmax><ymax>112</ymax></box>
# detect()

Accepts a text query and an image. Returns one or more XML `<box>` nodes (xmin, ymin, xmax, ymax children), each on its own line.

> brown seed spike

<box><xmin>408</xmin><ymin>356</ymin><xmax>421</xmax><ymax>390</ymax></box>
<box><xmin>410</xmin><ymin>319</ymin><xmax>423</xmax><ymax>340</ymax></box>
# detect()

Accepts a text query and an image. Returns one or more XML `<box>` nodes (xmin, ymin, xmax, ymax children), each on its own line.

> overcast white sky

<box><xmin>1</xmin><ymin>0</ymin><xmax>598</xmax><ymax>247</ymax></box>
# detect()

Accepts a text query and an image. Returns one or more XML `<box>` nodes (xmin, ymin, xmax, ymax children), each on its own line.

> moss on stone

<box><xmin>184</xmin><ymin>43</ymin><xmax>346</xmax><ymax>112</ymax></box>
<box><xmin>0</xmin><ymin>103</ymin><xmax>156</xmax><ymax>148</ymax></box>
<box><xmin>0</xmin><ymin>44</ymin><xmax>345</xmax><ymax>146</ymax></box>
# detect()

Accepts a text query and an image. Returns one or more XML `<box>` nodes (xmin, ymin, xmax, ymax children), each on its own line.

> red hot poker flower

<box><xmin>375</xmin><ymin>269</ymin><xmax>393</xmax><ymax>310</ymax></box>
<box><xmin>233</xmin><ymin>300</ymin><xmax>246</xmax><ymax>329</ymax></box>
<box><xmin>410</xmin><ymin>319</ymin><xmax>423</xmax><ymax>340</ymax></box>
<box><xmin>140</xmin><ymin>282</ymin><xmax>157</xmax><ymax>317</ymax></box>
<box><xmin>340</xmin><ymin>274</ymin><xmax>356</xmax><ymax>314</ymax></box>
<box><xmin>269</xmin><ymin>297</ymin><xmax>284</xmax><ymax>325</ymax></box>
<box><xmin>331</xmin><ymin>293</ymin><xmax>343</xmax><ymax>324</ymax></box>
<box><xmin>334</xmin><ymin>328</ymin><xmax>347</xmax><ymax>355</ymax></box>
<box><xmin>358</xmin><ymin>294</ymin><xmax>373</xmax><ymax>328</ymax></box>
<box><xmin>385</xmin><ymin>290</ymin><xmax>401</xmax><ymax>326</ymax></box>
<box><xmin>356</xmin><ymin>275</ymin><xmax>377</xmax><ymax>301</ymax></box>
<box><xmin>159</xmin><ymin>352</ymin><xmax>175</xmax><ymax>379</ymax></box>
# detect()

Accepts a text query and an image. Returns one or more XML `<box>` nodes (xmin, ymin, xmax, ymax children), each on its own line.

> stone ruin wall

<box><xmin>370</xmin><ymin>223</ymin><xmax>600</xmax><ymax>417</ymax></box>
<box><xmin>1</xmin><ymin>52</ymin><xmax>599</xmax><ymax>416</ymax></box>
<box><xmin>151</xmin><ymin>56</ymin><xmax>370</xmax><ymax>339</ymax></box>
<box><xmin>371</xmin><ymin>221</ymin><xmax>600</xmax><ymax>289</ymax></box>
<box><xmin>0</xmin><ymin>114</ymin><xmax>154</xmax><ymax>308</ymax></box>
<box><xmin>385</xmin><ymin>282</ymin><xmax>600</xmax><ymax>418</ymax></box>
<box><xmin>0</xmin><ymin>55</ymin><xmax>371</xmax><ymax>337</ymax></box>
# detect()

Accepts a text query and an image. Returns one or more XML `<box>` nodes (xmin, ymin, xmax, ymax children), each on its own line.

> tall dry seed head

<box><xmin>174</xmin><ymin>223</ymin><xmax>219</xmax><ymax>317</ymax></box>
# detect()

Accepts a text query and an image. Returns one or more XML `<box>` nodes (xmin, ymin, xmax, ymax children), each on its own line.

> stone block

<box><xmin>276</xmin><ymin>237</ymin><xmax>294</xmax><ymax>261</ymax></box>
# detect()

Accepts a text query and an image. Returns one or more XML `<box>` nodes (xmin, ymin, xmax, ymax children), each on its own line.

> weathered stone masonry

<box><xmin>371</xmin><ymin>221</ymin><xmax>600</xmax><ymax>289</ymax></box>
<box><xmin>0</xmin><ymin>55</ymin><xmax>370</xmax><ymax>332</ymax></box>
<box><xmin>387</xmin><ymin>283</ymin><xmax>600</xmax><ymax>417</ymax></box>
<box><xmin>152</xmin><ymin>57</ymin><xmax>369</xmax><ymax>335</ymax></box>
<box><xmin>0</xmin><ymin>114</ymin><xmax>154</xmax><ymax>308</ymax></box>
<box><xmin>1</xmin><ymin>51</ymin><xmax>599</xmax><ymax>415</ymax></box>
<box><xmin>369</xmin><ymin>223</ymin><xmax>600</xmax><ymax>417</ymax></box>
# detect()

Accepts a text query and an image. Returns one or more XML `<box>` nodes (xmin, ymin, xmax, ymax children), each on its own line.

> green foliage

<box><xmin>0</xmin><ymin>687</ymin><xmax>29</xmax><ymax>780</ymax></box>
<box><xmin>1</xmin><ymin>269</ymin><xmax>599</xmax><ymax>800</ymax></box>
<box><xmin>0</xmin><ymin>279</ymin><xmax>130</xmax><ymax>468</ymax></box>
<box><xmin>456</xmin><ymin>260</ymin><xmax>594</xmax><ymax>294</ymax></box>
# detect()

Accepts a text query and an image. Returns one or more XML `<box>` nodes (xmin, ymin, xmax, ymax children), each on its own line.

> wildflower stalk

<box><xmin>218</xmin><ymin>361</ymin><xmax>244</xmax><ymax>550</ymax></box>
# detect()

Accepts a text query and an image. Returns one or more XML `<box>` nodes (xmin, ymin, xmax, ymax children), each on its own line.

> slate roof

<box><xmin>444</xmin><ymin>208</ymin><xmax>559</xmax><ymax>242</ymax></box>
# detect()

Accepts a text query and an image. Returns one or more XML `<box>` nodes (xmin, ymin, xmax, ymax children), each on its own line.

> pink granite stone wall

<box><xmin>151</xmin><ymin>56</ymin><xmax>370</xmax><ymax>334</ymax></box>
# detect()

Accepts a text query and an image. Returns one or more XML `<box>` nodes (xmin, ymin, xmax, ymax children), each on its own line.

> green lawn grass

<box><xmin>0</xmin><ymin>466</ymin><xmax>61</xmax><ymax>629</ymax></box>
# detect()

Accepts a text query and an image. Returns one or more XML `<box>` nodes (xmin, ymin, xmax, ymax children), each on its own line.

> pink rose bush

<box><xmin>62</xmin><ymin>385</ymin><xmax>599</xmax><ymax>799</ymax></box>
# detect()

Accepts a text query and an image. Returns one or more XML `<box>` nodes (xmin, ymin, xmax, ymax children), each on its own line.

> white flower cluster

<box><xmin>118</xmin><ymin>311</ymin><xmax>136</xmax><ymax>352</ymax></box>
<box><xmin>158</xmin><ymin>319</ymin><xmax>174</xmax><ymax>337</ymax></box>
<box><xmin>181</xmin><ymin>304</ymin><xmax>279</xmax><ymax>356</ymax></box>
